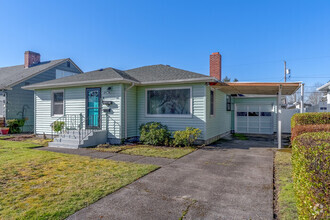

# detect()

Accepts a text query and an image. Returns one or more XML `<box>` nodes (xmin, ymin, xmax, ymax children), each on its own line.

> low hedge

<box><xmin>291</xmin><ymin>124</ymin><xmax>330</xmax><ymax>141</ymax></box>
<box><xmin>291</xmin><ymin>112</ymin><xmax>330</xmax><ymax>129</ymax></box>
<box><xmin>292</xmin><ymin>132</ymin><xmax>330</xmax><ymax>219</ymax></box>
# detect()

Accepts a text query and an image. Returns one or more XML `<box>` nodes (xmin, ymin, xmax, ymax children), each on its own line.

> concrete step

<box><xmin>48</xmin><ymin>142</ymin><xmax>79</xmax><ymax>149</ymax></box>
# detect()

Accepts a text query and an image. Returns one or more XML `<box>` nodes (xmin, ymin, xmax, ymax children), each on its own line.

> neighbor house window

<box><xmin>226</xmin><ymin>95</ymin><xmax>231</xmax><ymax>111</ymax></box>
<box><xmin>52</xmin><ymin>90</ymin><xmax>64</xmax><ymax>116</ymax></box>
<box><xmin>146</xmin><ymin>87</ymin><xmax>192</xmax><ymax>117</ymax></box>
<box><xmin>210</xmin><ymin>90</ymin><xmax>215</xmax><ymax>115</ymax></box>
<box><xmin>55</xmin><ymin>69</ymin><xmax>76</xmax><ymax>79</ymax></box>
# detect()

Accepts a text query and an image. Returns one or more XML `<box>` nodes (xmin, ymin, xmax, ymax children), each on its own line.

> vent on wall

<box><xmin>66</xmin><ymin>61</ymin><xmax>71</xmax><ymax>68</ymax></box>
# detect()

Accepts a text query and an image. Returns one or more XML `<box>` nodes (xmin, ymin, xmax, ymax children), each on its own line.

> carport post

<box><xmin>300</xmin><ymin>83</ymin><xmax>304</xmax><ymax>113</ymax></box>
<box><xmin>277</xmin><ymin>85</ymin><xmax>282</xmax><ymax>149</ymax></box>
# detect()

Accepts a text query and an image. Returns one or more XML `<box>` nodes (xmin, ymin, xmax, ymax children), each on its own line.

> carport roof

<box><xmin>211</xmin><ymin>82</ymin><xmax>301</xmax><ymax>95</ymax></box>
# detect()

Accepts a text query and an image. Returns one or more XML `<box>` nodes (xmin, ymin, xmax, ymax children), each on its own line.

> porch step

<box><xmin>49</xmin><ymin>130</ymin><xmax>107</xmax><ymax>149</ymax></box>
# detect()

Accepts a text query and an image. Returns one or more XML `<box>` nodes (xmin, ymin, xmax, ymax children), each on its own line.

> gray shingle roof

<box><xmin>0</xmin><ymin>59</ymin><xmax>69</xmax><ymax>89</ymax></box>
<box><xmin>23</xmin><ymin>64</ymin><xmax>216</xmax><ymax>90</ymax></box>
<box><xmin>125</xmin><ymin>64</ymin><xmax>210</xmax><ymax>83</ymax></box>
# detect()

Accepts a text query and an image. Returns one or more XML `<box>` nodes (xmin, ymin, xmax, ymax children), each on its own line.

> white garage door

<box><xmin>235</xmin><ymin>104</ymin><xmax>274</xmax><ymax>134</ymax></box>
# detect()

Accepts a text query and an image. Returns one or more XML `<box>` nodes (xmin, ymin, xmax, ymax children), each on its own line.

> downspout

<box><xmin>124</xmin><ymin>83</ymin><xmax>135</xmax><ymax>139</ymax></box>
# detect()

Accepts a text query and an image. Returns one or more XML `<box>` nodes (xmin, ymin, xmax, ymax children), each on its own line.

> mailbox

<box><xmin>102</xmin><ymin>100</ymin><xmax>113</xmax><ymax>105</ymax></box>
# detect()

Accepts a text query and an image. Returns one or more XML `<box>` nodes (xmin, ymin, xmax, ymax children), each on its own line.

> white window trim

<box><xmin>51</xmin><ymin>89</ymin><xmax>64</xmax><ymax>117</ymax></box>
<box><xmin>145</xmin><ymin>87</ymin><xmax>193</xmax><ymax>118</ymax></box>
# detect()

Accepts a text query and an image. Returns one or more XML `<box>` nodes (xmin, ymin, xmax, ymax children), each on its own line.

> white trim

<box><xmin>51</xmin><ymin>89</ymin><xmax>64</xmax><ymax>117</ymax></box>
<box><xmin>145</xmin><ymin>86</ymin><xmax>193</xmax><ymax>118</ymax></box>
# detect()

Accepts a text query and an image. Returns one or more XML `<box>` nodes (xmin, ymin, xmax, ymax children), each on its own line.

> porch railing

<box><xmin>50</xmin><ymin>113</ymin><xmax>102</xmax><ymax>145</ymax></box>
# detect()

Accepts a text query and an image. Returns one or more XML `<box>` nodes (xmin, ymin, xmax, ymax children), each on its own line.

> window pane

<box><xmin>147</xmin><ymin>89</ymin><xmax>191</xmax><ymax>115</ymax></box>
<box><xmin>237</xmin><ymin>112</ymin><xmax>247</xmax><ymax>116</ymax></box>
<box><xmin>53</xmin><ymin>92</ymin><xmax>63</xmax><ymax>102</ymax></box>
<box><xmin>261</xmin><ymin>112</ymin><xmax>271</xmax><ymax>116</ymax></box>
<box><xmin>53</xmin><ymin>104</ymin><xmax>63</xmax><ymax>115</ymax></box>
<box><xmin>248</xmin><ymin>112</ymin><xmax>259</xmax><ymax>116</ymax></box>
<box><xmin>210</xmin><ymin>90</ymin><xmax>214</xmax><ymax>115</ymax></box>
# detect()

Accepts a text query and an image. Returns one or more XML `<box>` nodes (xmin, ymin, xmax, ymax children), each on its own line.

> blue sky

<box><xmin>0</xmin><ymin>0</ymin><xmax>329</xmax><ymax>93</ymax></box>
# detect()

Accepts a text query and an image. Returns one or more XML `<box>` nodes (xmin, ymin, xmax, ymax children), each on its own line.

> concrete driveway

<box><xmin>68</xmin><ymin>137</ymin><xmax>274</xmax><ymax>220</ymax></box>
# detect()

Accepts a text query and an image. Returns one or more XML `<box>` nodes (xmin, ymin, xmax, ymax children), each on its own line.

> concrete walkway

<box><xmin>59</xmin><ymin>137</ymin><xmax>275</xmax><ymax>220</ymax></box>
<box><xmin>38</xmin><ymin>147</ymin><xmax>176</xmax><ymax>166</ymax></box>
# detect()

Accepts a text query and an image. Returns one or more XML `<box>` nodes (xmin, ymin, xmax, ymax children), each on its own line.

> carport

<box><xmin>210</xmin><ymin>82</ymin><xmax>303</xmax><ymax>148</ymax></box>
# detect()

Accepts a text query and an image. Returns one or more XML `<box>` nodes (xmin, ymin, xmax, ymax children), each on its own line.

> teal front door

<box><xmin>86</xmin><ymin>88</ymin><xmax>101</xmax><ymax>129</ymax></box>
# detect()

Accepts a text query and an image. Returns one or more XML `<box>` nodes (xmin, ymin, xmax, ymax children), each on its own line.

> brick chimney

<box><xmin>24</xmin><ymin>51</ymin><xmax>40</xmax><ymax>68</ymax></box>
<box><xmin>210</xmin><ymin>52</ymin><xmax>221</xmax><ymax>81</ymax></box>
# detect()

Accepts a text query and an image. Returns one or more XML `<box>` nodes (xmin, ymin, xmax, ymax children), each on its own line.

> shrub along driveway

<box><xmin>68</xmin><ymin>137</ymin><xmax>275</xmax><ymax>220</ymax></box>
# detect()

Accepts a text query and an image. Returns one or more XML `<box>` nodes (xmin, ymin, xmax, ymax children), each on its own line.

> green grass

<box><xmin>233</xmin><ymin>133</ymin><xmax>248</xmax><ymax>140</ymax></box>
<box><xmin>274</xmin><ymin>149</ymin><xmax>298</xmax><ymax>220</ymax></box>
<box><xmin>0</xmin><ymin>140</ymin><xmax>158</xmax><ymax>219</ymax></box>
<box><xmin>95</xmin><ymin>145</ymin><xmax>196</xmax><ymax>159</ymax></box>
<box><xmin>0</xmin><ymin>135</ymin><xmax>11</xmax><ymax>140</ymax></box>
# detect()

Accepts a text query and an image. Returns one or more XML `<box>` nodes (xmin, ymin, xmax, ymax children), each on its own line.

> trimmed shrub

<box><xmin>291</xmin><ymin>124</ymin><xmax>330</xmax><ymax>141</ymax></box>
<box><xmin>292</xmin><ymin>132</ymin><xmax>330</xmax><ymax>219</ymax></box>
<box><xmin>173</xmin><ymin>127</ymin><xmax>201</xmax><ymax>147</ymax></box>
<box><xmin>52</xmin><ymin>121</ymin><xmax>65</xmax><ymax>133</ymax></box>
<box><xmin>139</xmin><ymin>122</ymin><xmax>171</xmax><ymax>146</ymax></box>
<box><xmin>291</xmin><ymin>112</ymin><xmax>330</xmax><ymax>129</ymax></box>
<box><xmin>6</xmin><ymin>118</ymin><xmax>26</xmax><ymax>134</ymax></box>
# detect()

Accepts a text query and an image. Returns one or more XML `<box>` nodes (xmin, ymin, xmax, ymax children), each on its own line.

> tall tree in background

<box><xmin>306</xmin><ymin>82</ymin><xmax>324</xmax><ymax>105</ymax></box>
<box><xmin>223</xmin><ymin>76</ymin><xmax>238</xmax><ymax>82</ymax></box>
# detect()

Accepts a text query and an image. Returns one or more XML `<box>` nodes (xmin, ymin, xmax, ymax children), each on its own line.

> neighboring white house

<box><xmin>315</xmin><ymin>81</ymin><xmax>330</xmax><ymax>112</ymax></box>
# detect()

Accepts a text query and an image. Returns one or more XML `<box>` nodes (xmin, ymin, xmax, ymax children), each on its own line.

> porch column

<box><xmin>300</xmin><ymin>83</ymin><xmax>304</xmax><ymax>113</ymax></box>
<box><xmin>277</xmin><ymin>85</ymin><xmax>282</xmax><ymax>149</ymax></box>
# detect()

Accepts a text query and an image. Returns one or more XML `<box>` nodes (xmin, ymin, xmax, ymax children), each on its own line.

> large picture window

<box><xmin>146</xmin><ymin>87</ymin><xmax>192</xmax><ymax>117</ymax></box>
<box><xmin>52</xmin><ymin>90</ymin><xmax>64</xmax><ymax>116</ymax></box>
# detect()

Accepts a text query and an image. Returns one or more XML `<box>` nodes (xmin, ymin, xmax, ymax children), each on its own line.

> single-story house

<box><xmin>23</xmin><ymin>52</ymin><xmax>301</xmax><ymax>148</ymax></box>
<box><xmin>0</xmin><ymin>51</ymin><xmax>82</xmax><ymax>131</ymax></box>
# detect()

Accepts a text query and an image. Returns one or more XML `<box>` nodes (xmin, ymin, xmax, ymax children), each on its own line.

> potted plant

<box><xmin>0</xmin><ymin>127</ymin><xmax>9</xmax><ymax>135</ymax></box>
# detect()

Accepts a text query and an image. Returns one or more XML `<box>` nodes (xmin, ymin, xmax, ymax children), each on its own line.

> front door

<box><xmin>86</xmin><ymin>88</ymin><xmax>101</xmax><ymax>129</ymax></box>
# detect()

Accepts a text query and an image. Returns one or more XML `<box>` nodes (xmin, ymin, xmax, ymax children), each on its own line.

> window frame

<box><xmin>226</xmin><ymin>95</ymin><xmax>231</xmax><ymax>111</ymax></box>
<box><xmin>51</xmin><ymin>89</ymin><xmax>64</xmax><ymax>117</ymax></box>
<box><xmin>210</xmin><ymin>89</ymin><xmax>215</xmax><ymax>116</ymax></box>
<box><xmin>145</xmin><ymin>87</ymin><xmax>193</xmax><ymax>118</ymax></box>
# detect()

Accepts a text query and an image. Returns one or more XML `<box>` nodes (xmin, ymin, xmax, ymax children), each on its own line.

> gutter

<box><xmin>124</xmin><ymin>83</ymin><xmax>135</xmax><ymax>139</ymax></box>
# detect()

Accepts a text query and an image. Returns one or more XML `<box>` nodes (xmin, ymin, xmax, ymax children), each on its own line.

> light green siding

<box><xmin>6</xmin><ymin>61</ymin><xmax>80</xmax><ymax>133</ymax></box>
<box><xmin>136</xmin><ymin>83</ymin><xmax>207</xmax><ymax>139</ymax></box>
<box><xmin>125</xmin><ymin>85</ymin><xmax>137</xmax><ymax>137</ymax></box>
<box><xmin>205</xmin><ymin>86</ymin><xmax>231</xmax><ymax>140</ymax></box>
<box><xmin>232</xmin><ymin>97</ymin><xmax>278</xmax><ymax>133</ymax></box>
<box><xmin>35</xmin><ymin>84</ymin><xmax>123</xmax><ymax>142</ymax></box>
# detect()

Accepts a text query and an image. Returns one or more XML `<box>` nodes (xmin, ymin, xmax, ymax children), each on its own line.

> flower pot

<box><xmin>0</xmin><ymin>127</ymin><xmax>9</xmax><ymax>135</ymax></box>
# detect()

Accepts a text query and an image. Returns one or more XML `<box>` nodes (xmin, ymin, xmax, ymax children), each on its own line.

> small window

<box><xmin>66</xmin><ymin>61</ymin><xmax>71</xmax><ymax>68</ymax></box>
<box><xmin>261</xmin><ymin>112</ymin><xmax>272</xmax><ymax>116</ymax></box>
<box><xmin>248</xmin><ymin>112</ymin><xmax>259</xmax><ymax>116</ymax></box>
<box><xmin>237</xmin><ymin>112</ymin><xmax>247</xmax><ymax>116</ymax></box>
<box><xmin>52</xmin><ymin>91</ymin><xmax>64</xmax><ymax>116</ymax></box>
<box><xmin>210</xmin><ymin>90</ymin><xmax>214</xmax><ymax>115</ymax></box>
<box><xmin>226</xmin><ymin>95</ymin><xmax>231</xmax><ymax>111</ymax></box>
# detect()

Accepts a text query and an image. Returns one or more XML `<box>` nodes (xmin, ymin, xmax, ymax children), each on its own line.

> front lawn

<box><xmin>0</xmin><ymin>140</ymin><xmax>158</xmax><ymax>219</ymax></box>
<box><xmin>95</xmin><ymin>145</ymin><xmax>196</xmax><ymax>159</ymax></box>
<box><xmin>274</xmin><ymin>149</ymin><xmax>298</xmax><ymax>219</ymax></box>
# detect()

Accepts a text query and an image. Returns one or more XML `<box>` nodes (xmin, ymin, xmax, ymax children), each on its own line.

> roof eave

<box><xmin>23</xmin><ymin>78</ymin><xmax>137</xmax><ymax>90</ymax></box>
<box><xmin>317</xmin><ymin>82</ymin><xmax>330</xmax><ymax>91</ymax></box>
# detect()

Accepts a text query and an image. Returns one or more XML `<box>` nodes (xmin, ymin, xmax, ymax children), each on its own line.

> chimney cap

<box><xmin>211</xmin><ymin>52</ymin><xmax>220</xmax><ymax>55</ymax></box>
<box><xmin>25</xmin><ymin>51</ymin><xmax>40</xmax><ymax>55</ymax></box>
